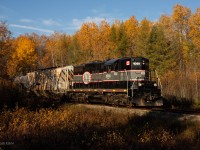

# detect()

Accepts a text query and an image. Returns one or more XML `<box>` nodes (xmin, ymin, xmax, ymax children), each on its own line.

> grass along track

<box><xmin>1</xmin><ymin>102</ymin><xmax>200</xmax><ymax>149</ymax></box>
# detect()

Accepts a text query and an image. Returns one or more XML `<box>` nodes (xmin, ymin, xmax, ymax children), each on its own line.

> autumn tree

<box><xmin>172</xmin><ymin>4</ymin><xmax>191</xmax><ymax>70</ymax></box>
<box><xmin>96</xmin><ymin>20</ymin><xmax>113</xmax><ymax>60</ymax></box>
<box><xmin>7</xmin><ymin>35</ymin><xmax>37</xmax><ymax>77</ymax></box>
<box><xmin>0</xmin><ymin>21</ymin><xmax>12</xmax><ymax>78</ymax></box>
<box><xmin>136</xmin><ymin>18</ymin><xmax>152</xmax><ymax>57</ymax></box>
<box><xmin>189</xmin><ymin>8</ymin><xmax>200</xmax><ymax>56</ymax></box>
<box><xmin>76</xmin><ymin>22</ymin><xmax>98</xmax><ymax>62</ymax></box>
<box><xmin>27</xmin><ymin>33</ymin><xmax>49</xmax><ymax>68</ymax></box>
<box><xmin>188</xmin><ymin>8</ymin><xmax>200</xmax><ymax>101</ymax></box>
<box><xmin>69</xmin><ymin>34</ymin><xmax>82</xmax><ymax>64</ymax></box>
<box><xmin>158</xmin><ymin>15</ymin><xmax>178</xmax><ymax>48</ymax></box>
<box><xmin>87</xmin><ymin>22</ymin><xmax>101</xmax><ymax>61</ymax></box>
<box><xmin>116</xmin><ymin>22</ymin><xmax>127</xmax><ymax>57</ymax></box>
<box><xmin>45</xmin><ymin>32</ymin><xmax>71</xmax><ymax>68</ymax></box>
<box><xmin>110</xmin><ymin>20</ymin><xmax>128</xmax><ymax>58</ymax></box>
<box><xmin>124</xmin><ymin>16</ymin><xmax>138</xmax><ymax>56</ymax></box>
<box><xmin>55</xmin><ymin>33</ymin><xmax>71</xmax><ymax>66</ymax></box>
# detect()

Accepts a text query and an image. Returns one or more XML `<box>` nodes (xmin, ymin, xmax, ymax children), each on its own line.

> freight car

<box><xmin>14</xmin><ymin>57</ymin><xmax>163</xmax><ymax>106</ymax></box>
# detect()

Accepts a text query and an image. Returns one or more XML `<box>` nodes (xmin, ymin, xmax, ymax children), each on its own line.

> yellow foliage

<box><xmin>76</xmin><ymin>21</ymin><xmax>113</xmax><ymax>62</ymax></box>
<box><xmin>15</xmin><ymin>36</ymin><xmax>36</xmax><ymax>61</ymax></box>
<box><xmin>124</xmin><ymin>16</ymin><xmax>138</xmax><ymax>40</ymax></box>
<box><xmin>189</xmin><ymin>8</ymin><xmax>200</xmax><ymax>54</ymax></box>
<box><xmin>158</xmin><ymin>15</ymin><xmax>176</xmax><ymax>41</ymax></box>
<box><xmin>7</xmin><ymin>36</ymin><xmax>37</xmax><ymax>77</ymax></box>
<box><xmin>97</xmin><ymin>20</ymin><xmax>113</xmax><ymax>60</ymax></box>
<box><xmin>172</xmin><ymin>4</ymin><xmax>191</xmax><ymax>33</ymax></box>
<box><xmin>124</xmin><ymin>16</ymin><xmax>138</xmax><ymax>56</ymax></box>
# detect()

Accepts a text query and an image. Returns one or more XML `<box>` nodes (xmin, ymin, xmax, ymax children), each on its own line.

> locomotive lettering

<box><xmin>83</xmin><ymin>72</ymin><xmax>91</xmax><ymax>84</ymax></box>
<box><xmin>133</xmin><ymin>62</ymin><xmax>140</xmax><ymax>65</ymax></box>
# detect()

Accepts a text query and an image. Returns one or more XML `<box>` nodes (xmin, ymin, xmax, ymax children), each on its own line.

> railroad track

<box><xmin>152</xmin><ymin>107</ymin><xmax>200</xmax><ymax>115</ymax></box>
<box><xmin>33</xmin><ymin>100</ymin><xmax>200</xmax><ymax>121</ymax></box>
<box><xmin>70</xmin><ymin>103</ymin><xmax>200</xmax><ymax>122</ymax></box>
<box><xmin>79</xmin><ymin>102</ymin><xmax>200</xmax><ymax>115</ymax></box>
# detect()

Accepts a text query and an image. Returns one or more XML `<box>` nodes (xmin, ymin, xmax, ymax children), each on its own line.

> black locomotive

<box><xmin>68</xmin><ymin>57</ymin><xmax>163</xmax><ymax>106</ymax></box>
<box><xmin>14</xmin><ymin>57</ymin><xmax>163</xmax><ymax>106</ymax></box>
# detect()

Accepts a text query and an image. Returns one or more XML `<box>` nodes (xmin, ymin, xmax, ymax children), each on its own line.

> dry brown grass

<box><xmin>0</xmin><ymin>104</ymin><xmax>200</xmax><ymax>150</ymax></box>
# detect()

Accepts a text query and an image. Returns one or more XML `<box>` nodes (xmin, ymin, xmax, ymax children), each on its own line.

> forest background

<box><xmin>0</xmin><ymin>4</ymin><xmax>200</xmax><ymax>107</ymax></box>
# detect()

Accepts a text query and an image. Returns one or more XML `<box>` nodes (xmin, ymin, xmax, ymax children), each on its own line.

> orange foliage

<box><xmin>7</xmin><ymin>36</ymin><xmax>37</xmax><ymax>77</ymax></box>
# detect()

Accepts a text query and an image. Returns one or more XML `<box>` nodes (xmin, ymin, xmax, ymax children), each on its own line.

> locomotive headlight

<box><xmin>154</xmin><ymin>83</ymin><xmax>157</xmax><ymax>87</ymax></box>
<box><xmin>141</xmin><ymin>71</ymin><xmax>145</xmax><ymax>75</ymax></box>
<box><xmin>138</xmin><ymin>83</ymin><xmax>142</xmax><ymax>86</ymax></box>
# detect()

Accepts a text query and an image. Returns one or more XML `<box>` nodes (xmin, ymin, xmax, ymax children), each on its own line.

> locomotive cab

<box><xmin>128</xmin><ymin>58</ymin><xmax>163</xmax><ymax>106</ymax></box>
<box><xmin>116</xmin><ymin>57</ymin><xmax>149</xmax><ymax>82</ymax></box>
<box><xmin>131</xmin><ymin>57</ymin><xmax>149</xmax><ymax>80</ymax></box>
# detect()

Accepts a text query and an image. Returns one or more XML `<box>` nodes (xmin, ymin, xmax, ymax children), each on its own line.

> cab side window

<box><xmin>106</xmin><ymin>65</ymin><xmax>111</xmax><ymax>72</ymax></box>
<box><xmin>113</xmin><ymin>62</ymin><xmax>119</xmax><ymax>71</ymax></box>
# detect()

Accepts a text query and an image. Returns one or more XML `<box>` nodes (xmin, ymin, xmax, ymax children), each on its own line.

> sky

<box><xmin>0</xmin><ymin>0</ymin><xmax>200</xmax><ymax>37</ymax></box>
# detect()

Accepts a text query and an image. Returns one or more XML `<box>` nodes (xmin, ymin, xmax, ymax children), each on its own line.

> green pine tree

<box><xmin>147</xmin><ymin>25</ymin><xmax>176</xmax><ymax>74</ymax></box>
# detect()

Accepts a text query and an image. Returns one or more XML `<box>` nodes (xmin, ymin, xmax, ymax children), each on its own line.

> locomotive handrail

<box><xmin>155</xmin><ymin>70</ymin><xmax>163</xmax><ymax>96</ymax></box>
